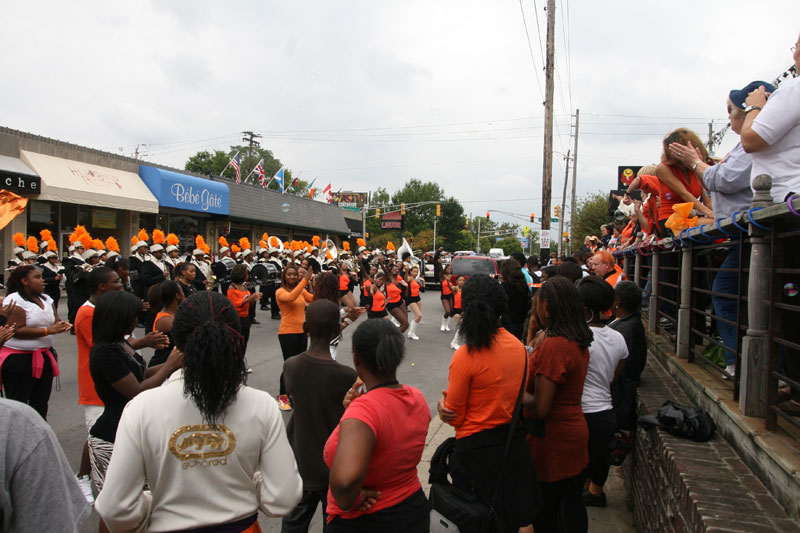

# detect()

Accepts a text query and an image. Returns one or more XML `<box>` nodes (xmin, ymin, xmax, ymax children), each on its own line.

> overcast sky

<box><xmin>2</xmin><ymin>1</ymin><xmax>798</xmax><ymax>230</ymax></box>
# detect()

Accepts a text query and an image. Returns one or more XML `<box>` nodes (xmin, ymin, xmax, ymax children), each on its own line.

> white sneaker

<box><xmin>407</xmin><ymin>322</ymin><xmax>420</xmax><ymax>340</ymax></box>
<box><xmin>722</xmin><ymin>364</ymin><xmax>735</xmax><ymax>380</ymax></box>
<box><xmin>76</xmin><ymin>474</ymin><xmax>94</xmax><ymax>504</ymax></box>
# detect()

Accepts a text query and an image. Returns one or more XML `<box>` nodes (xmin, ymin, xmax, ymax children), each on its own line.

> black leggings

<box><xmin>584</xmin><ymin>409</ymin><xmax>617</xmax><ymax>487</ymax></box>
<box><xmin>534</xmin><ymin>473</ymin><xmax>587</xmax><ymax>533</ymax></box>
<box><xmin>239</xmin><ymin>316</ymin><xmax>252</xmax><ymax>352</ymax></box>
<box><xmin>278</xmin><ymin>333</ymin><xmax>307</xmax><ymax>395</ymax></box>
<box><xmin>328</xmin><ymin>489</ymin><xmax>428</xmax><ymax>533</ymax></box>
<box><xmin>0</xmin><ymin>351</ymin><xmax>55</xmax><ymax>419</ymax></box>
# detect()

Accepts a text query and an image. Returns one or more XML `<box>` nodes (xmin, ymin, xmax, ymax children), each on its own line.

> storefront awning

<box><xmin>139</xmin><ymin>166</ymin><xmax>229</xmax><ymax>215</ymax></box>
<box><xmin>20</xmin><ymin>150</ymin><xmax>159</xmax><ymax>213</ymax></box>
<box><xmin>0</xmin><ymin>154</ymin><xmax>40</xmax><ymax>194</ymax></box>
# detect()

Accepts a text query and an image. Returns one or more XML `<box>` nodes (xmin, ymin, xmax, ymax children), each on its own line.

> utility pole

<box><xmin>433</xmin><ymin>217</ymin><xmax>437</xmax><ymax>251</ymax></box>
<box><xmin>558</xmin><ymin>150</ymin><xmax>570</xmax><ymax>257</ymax></box>
<box><xmin>570</xmin><ymin>109</ymin><xmax>579</xmax><ymax>253</ymax></box>
<box><xmin>706</xmin><ymin>121</ymin><xmax>714</xmax><ymax>157</ymax></box>
<box><xmin>476</xmin><ymin>217</ymin><xmax>481</xmax><ymax>254</ymax></box>
<box><xmin>242</xmin><ymin>131</ymin><xmax>262</xmax><ymax>182</ymax></box>
<box><xmin>540</xmin><ymin>0</ymin><xmax>556</xmax><ymax>262</ymax></box>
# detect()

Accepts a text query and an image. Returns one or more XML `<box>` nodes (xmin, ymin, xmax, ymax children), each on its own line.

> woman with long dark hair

<box><xmin>500</xmin><ymin>259</ymin><xmax>531</xmax><ymax>340</ymax></box>
<box><xmin>368</xmin><ymin>273</ymin><xmax>388</xmax><ymax>319</ymax></box>
<box><xmin>439</xmin><ymin>264</ymin><xmax>454</xmax><ymax>331</ymax></box>
<box><xmin>1</xmin><ymin>265</ymin><xmax>72</xmax><ymax>419</ymax></box>
<box><xmin>438</xmin><ymin>274</ymin><xmax>539</xmax><ymax>532</ymax></box>
<box><xmin>575</xmin><ymin>277</ymin><xmax>628</xmax><ymax>508</ymax></box>
<box><xmin>383</xmin><ymin>263</ymin><xmax>409</xmax><ymax>333</ymax></box>
<box><xmin>172</xmin><ymin>262</ymin><xmax>197</xmax><ymax>298</ymax></box>
<box><xmin>95</xmin><ymin>291</ymin><xmax>302</xmax><ymax>532</ymax></box>
<box><xmin>275</xmin><ymin>264</ymin><xmax>313</xmax><ymax>410</ymax></box>
<box><xmin>524</xmin><ymin>277</ymin><xmax>593</xmax><ymax>532</ymax></box>
<box><xmin>147</xmin><ymin>280</ymin><xmax>184</xmax><ymax>368</ymax></box>
<box><xmin>325</xmin><ymin>319</ymin><xmax>430</xmax><ymax>532</ymax></box>
<box><xmin>314</xmin><ymin>271</ymin><xmax>363</xmax><ymax>360</ymax></box>
<box><xmin>226</xmin><ymin>264</ymin><xmax>261</xmax><ymax>352</ymax></box>
<box><xmin>88</xmin><ymin>291</ymin><xmax>182</xmax><ymax>532</ymax></box>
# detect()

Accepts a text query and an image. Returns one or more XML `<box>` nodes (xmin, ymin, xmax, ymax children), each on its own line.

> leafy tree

<box><xmin>495</xmin><ymin>236</ymin><xmax>523</xmax><ymax>256</ymax></box>
<box><xmin>572</xmin><ymin>192</ymin><xmax>613</xmax><ymax>247</ymax></box>
<box><xmin>185</xmin><ymin>150</ymin><xmax>230</xmax><ymax>176</ymax></box>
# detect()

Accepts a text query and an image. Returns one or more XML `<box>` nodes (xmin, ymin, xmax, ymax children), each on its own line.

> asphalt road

<box><xmin>47</xmin><ymin>289</ymin><xmax>458</xmax><ymax>532</ymax></box>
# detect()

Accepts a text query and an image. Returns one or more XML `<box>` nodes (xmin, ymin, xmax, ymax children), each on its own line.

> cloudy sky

<box><xmin>1</xmin><ymin>1</ymin><xmax>797</xmax><ymax>230</ymax></box>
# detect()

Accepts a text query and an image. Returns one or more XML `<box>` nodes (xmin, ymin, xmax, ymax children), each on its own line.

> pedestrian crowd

<box><xmin>1</xmin><ymin>31</ymin><xmax>799</xmax><ymax>533</ymax></box>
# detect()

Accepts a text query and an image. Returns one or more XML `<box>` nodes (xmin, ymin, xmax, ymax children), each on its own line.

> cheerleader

<box><xmin>449</xmin><ymin>275</ymin><xmax>466</xmax><ymax>349</ymax></box>
<box><xmin>405</xmin><ymin>265</ymin><xmax>425</xmax><ymax>340</ymax></box>
<box><xmin>360</xmin><ymin>265</ymin><xmax>377</xmax><ymax>309</ymax></box>
<box><xmin>367</xmin><ymin>272</ymin><xmax>388</xmax><ymax>319</ymax></box>
<box><xmin>338</xmin><ymin>264</ymin><xmax>357</xmax><ymax>308</ymax></box>
<box><xmin>440</xmin><ymin>264</ymin><xmax>454</xmax><ymax>331</ymax></box>
<box><xmin>383</xmin><ymin>263</ymin><xmax>409</xmax><ymax>332</ymax></box>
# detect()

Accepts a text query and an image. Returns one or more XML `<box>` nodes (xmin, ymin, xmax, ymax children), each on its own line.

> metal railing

<box><xmin>613</xmin><ymin>175</ymin><xmax>800</xmax><ymax>434</ymax></box>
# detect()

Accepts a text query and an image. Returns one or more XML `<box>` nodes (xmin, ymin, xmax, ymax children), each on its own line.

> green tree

<box><xmin>185</xmin><ymin>150</ymin><xmax>230</xmax><ymax>175</ymax></box>
<box><xmin>495</xmin><ymin>236</ymin><xmax>523</xmax><ymax>256</ymax></box>
<box><xmin>572</xmin><ymin>192</ymin><xmax>613</xmax><ymax>246</ymax></box>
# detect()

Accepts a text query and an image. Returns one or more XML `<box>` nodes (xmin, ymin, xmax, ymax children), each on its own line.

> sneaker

<box><xmin>722</xmin><ymin>364</ymin><xmax>735</xmax><ymax>380</ymax></box>
<box><xmin>407</xmin><ymin>332</ymin><xmax>420</xmax><ymax>340</ymax></box>
<box><xmin>276</xmin><ymin>394</ymin><xmax>292</xmax><ymax>411</ymax></box>
<box><xmin>251</xmin><ymin>319</ymin><xmax>260</xmax><ymax>325</ymax></box>
<box><xmin>246</xmin><ymin>368</ymin><xmax>253</xmax><ymax>374</ymax></box>
<box><xmin>582</xmin><ymin>489</ymin><xmax>606</xmax><ymax>507</ymax></box>
<box><xmin>76</xmin><ymin>474</ymin><xmax>94</xmax><ymax>504</ymax></box>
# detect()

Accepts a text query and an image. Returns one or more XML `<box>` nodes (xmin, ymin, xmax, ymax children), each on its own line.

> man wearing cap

<box><xmin>190</xmin><ymin>249</ymin><xmax>210</xmax><ymax>292</ymax></box>
<box><xmin>41</xmin><ymin>251</ymin><xmax>65</xmax><ymax>307</ymax></box>
<box><xmin>68</xmin><ymin>249</ymin><xmax>98</xmax><ymax>320</ymax></box>
<box><xmin>308</xmin><ymin>246</ymin><xmax>322</xmax><ymax>274</ymax></box>
<box><xmin>164</xmin><ymin>245</ymin><xmax>181</xmax><ymax>268</ymax></box>
<box><xmin>7</xmin><ymin>246</ymin><xmax>25</xmax><ymax>269</ymax></box>
<box><xmin>129</xmin><ymin>241</ymin><xmax>150</xmax><ymax>301</ymax></box>
<box><xmin>65</xmin><ymin>243</ymin><xmax>88</xmax><ymax>326</ymax></box>
<box><xmin>141</xmin><ymin>244</ymin><xmax>170</xmax><ymax>300</ymax></box>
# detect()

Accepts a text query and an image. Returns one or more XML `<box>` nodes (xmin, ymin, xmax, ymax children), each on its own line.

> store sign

<box><xmin>540</xmin><ymin>231</ymin><xmax>551</xmax><ymax>249</ymax></box>
<box><xmin>0</xmin><ymin>169</ymin><xmax>40</xmax><ymax>194</ymax></box>
<box><xmin>139</xmin><ymin>166</ymin><xmax>229</xmax><ymax>215</ymax></box>
<box><xmin>380</xmin><ymin>211</ymin><xmax>403</xmax><ymax>230</ymax></box>
<box><xmin>331</xmin><ymin>191</ymin><xmax>368</xmax><ymax>212</ymax></box>
<box><xmin>92</xmin><ymin>208</ymin><xmax>117</xmax><ymax>229</ymax></box>
<box><xmin>617</xmin><ymin>166</ymin><xmax>643</xmax><ymax>189</ymax></box>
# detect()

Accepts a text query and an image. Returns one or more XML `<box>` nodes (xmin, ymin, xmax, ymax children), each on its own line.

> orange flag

<box><xmin>0</xmin><ymin>190</ymin><xmax>29</xmax><ymax>231</ymax></box>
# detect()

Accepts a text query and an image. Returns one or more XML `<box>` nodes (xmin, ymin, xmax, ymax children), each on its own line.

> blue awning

<box><xmin>139</xmin><ymin>166</ymin><xmax>229</xmax><ymax>215</ymax></box>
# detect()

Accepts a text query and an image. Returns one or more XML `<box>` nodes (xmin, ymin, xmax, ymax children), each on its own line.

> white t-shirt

<box><xmin>2</xmin><ymin>293</ymin><xmax>55</xmax><ymax>351</ymax></box>
<box><xmin>751</xmin><ymin>76</ymin><xmax>800</xmax><ymax>203</ymax></box>
<box><xmin>582</xmin><ymin>325</ymin><xmax>628</xmax><ymax>414</ymax></box>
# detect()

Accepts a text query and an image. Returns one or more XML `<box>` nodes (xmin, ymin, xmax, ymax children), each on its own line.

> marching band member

<box><xmin>128</xmin><ymin>240</ymin><xmax>150</xmax><ymax>301</ymax></box>
<box><xmin>65</xmin><ymin>238</ymin><xmax>89</xmax><ymax>326</ymax></box>
<box><xmin>308</xmin><ymin>239</ymin><xmax>323</xmax><ymax>274</ymax></box>
<box><xmin>266</xmin><ymin>246</ymin><xmax>283</xmax><ymax>319</ymax></box>
<box><xmin>41</xmin><ymin>251</ymin><xmax>64</xmax><ymax>308</ymax></box>
<box><xmin>405</xmin><ymin>265</ymin><xmax>425</xmax><ymax>341</ymax></box>
<box><xmin>190</xmin><ymin>247</ymin><xmax>211</xmax><ymax>292</ymax></box>
<box><xmin>141</xmin><ymin>244</ymin><xmax>170</xmax><ymax>296</ymax></box>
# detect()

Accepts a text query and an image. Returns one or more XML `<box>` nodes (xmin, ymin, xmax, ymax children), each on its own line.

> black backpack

<box><xmin>638</xmin><ymin>400</ymin><xmax>716</xmax><ymax>442</ymax></box>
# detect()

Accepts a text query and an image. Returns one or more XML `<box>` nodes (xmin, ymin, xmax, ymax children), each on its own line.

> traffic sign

<box><xmin>551</xmin><ymin>217</ymin><xmax>559</xmax><ymax>223</ymax></box>
<box><xmin>540</xmin><ymin>232</ymin><xmax>551</xmax><ymax>249</ymax></box>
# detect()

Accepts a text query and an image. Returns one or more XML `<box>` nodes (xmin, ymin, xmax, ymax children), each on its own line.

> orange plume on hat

<box><xmin>79</xmin><ymin>233</ymin><xmax>93</xmax><ymax>250</ymax></box>
<box><xmin>13</xmin><ymin>233</ymin><xmax>25</xmax><ymax>247</ymax></box>
<box><xmin>47</xmin><ymin>238</ymin><xmax>58</xmax><ymax>252</ymax></box>
<box><xmin>239</xmin><ymin>237</ymin><xmax>251</xmax><ymax>251</ymax></box>
<box><xmin>202</xmin><ymin>244</ymin><xmax>210</xmax><ymax>255</ymax></box>
<box><xmin>326</xmin><ymin>250</ymin><xmax>333</xmax><ymax>260</ymax></box>
<box><xmin>138</xmin><ymin>228</ymin><xmax>149</xmax><ymax>242</ymax></box>
<box><xmin>93</xmin><ymin>239</ymin><xmax>105</xmax><ymax>251</ymax></box>
<box><xmin>69</xmin><ymin>226</ymin><xmax>86</xmax><ymax>244</ymax></box>
<box><xmin>262</xmin><ymin>232</ymin><xmax>269</xmax><ymax>243</ymax></box>
<box><xmin>166</xmin><ymin>233</ymin><xmax>179</xmax><ymax>246</ymax></box>
<box><xmin>357</xmin><ymin>238</ymin><xmax>366</xmax><ymax>248</ymax></box>
<box><xmin>269</xmin><ymin>236</ymin><xmax>280</xmax><ymax>248</ymax></box>
<box><xmin>342</xmin><ymin>242</ymin><xmax>350</xmax><ymax>251</ymax></box>
<box><xmin>27</xmin><ymin>236</ymin><xmax>38</xmax><ymax>253</ymax></box>
<box><xmin>106</xmin><ymin>237</ymin><xmax>120</xmax><ymax>253</ymax></box>
<box><xmin>259</xmin><ymin>240</ymin><xmax>268</xmax><ymax>250</ymax></box>
<box><xmin>219</xmin><ymin>236</ymin><xmax>229</xmax><ymax>248</ymax></box>
<box><xmin>152</xmin><ymin>229</ymin><xmax>165</xmax><ymax>245</ymax></box>
<box><xmin>387</xmin><ymin>241</ymin><xmax>395</xmax><ymax>251</ymax></box>
<box><xmin>39</xmin><ymin>229</ymin><xmax>52</xmax><ymax>242</ymax></box>
<box><xmin>131</xmin><ymin>236</ymin><xmax>138</xmax><ymax>246</ymax></box>
<box><xmin>195</xmin><ymin>235</ymin><xmax>206</xmax><ymax>250</ymax></box>
<box><xmin>312</xmin><ymin>235</ymin><xmax>320</xmax><ymax>247</ymax></box>
<box><xmin>231</xmin><ymin>244</ymin><xmax>241</xmax><ymax>254</ymax></box>
<box><xmin>306</xmin><ymin>243</ymin><xmax>313</xmax><ymax>254</ymax></box>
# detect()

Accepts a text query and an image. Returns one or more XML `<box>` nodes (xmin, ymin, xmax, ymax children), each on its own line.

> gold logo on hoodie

<box><xmin>168</xmin><ymin>425</ymin><xmax>236</xmax><ymax>464</ymax></box>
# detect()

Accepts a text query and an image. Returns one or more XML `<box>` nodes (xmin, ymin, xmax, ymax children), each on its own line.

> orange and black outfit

<box><xmin>602</xmin><ymin>265</ymin><xmax>628</xmax><ymax>288</ymax></box>
<box><xmin>360</xmin><ymin>278</ymin><xmax>373</xmax><ymax>309</ymax></box>
<box><xmin>368</xmin><ymin>286</ymin><xmax>387</xmax><ymax>319</ymax></box>
<box><xmin>452</xmin><ymin>288</ymin><xmax>463</xmax><ymax>315</ymax></box>
<box><xmin>339</xmin><ymin>272</ymin><xmax>353</xmax><ymax>297</ymax></box>
<box><xmin>385</xmin><ymin>280</ymin><xmax>404</xmax><ymax>312</ymax></box>
<box><xmin>227</xmin><ymin>284</ymin><xmax>253</xmax><ymax>349</ymax></box>
<box><xmin>405</xmin><ymin>278</ymin><xmax>422</xmax><ymax>305</ymax></box>
<box><xmin>148</xmin><ymin>310</ymin><xmax>175</xmax><ymax>367</ymax></box>
<box><xmin>440</xmin><ymin>278</ymin><xmax>454</xmax><ymax>303</ymax></box>
<box><xmin>276</xmin><ymin>278</ymin><xmax>314</xmax><ymax>395</ymax></box>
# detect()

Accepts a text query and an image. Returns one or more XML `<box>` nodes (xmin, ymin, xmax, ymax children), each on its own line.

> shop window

<box><xmin>170</xmin><ymin>215</ymin><xmax>202</xmax><ymax>251</ymax></box>
<box><xmin>27</xmin><ymin>200</ymin><xmax>57</xmax><ymax>241</ymax></box>
<box><xmin>61</xmin><ymin>203</ymin><xmax>78</xmax><ymax>231</ymax></box>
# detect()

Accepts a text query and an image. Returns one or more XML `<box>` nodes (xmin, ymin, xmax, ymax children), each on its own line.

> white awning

<box><xmin>20</xmin><ymin>150</ymin><xmax>159</xmax><ymax>213</ymax></box>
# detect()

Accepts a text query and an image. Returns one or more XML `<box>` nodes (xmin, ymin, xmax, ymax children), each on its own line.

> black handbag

<box><xmin>429</xmin><ymin>357</ymin><xmax>527</xmax><ymax>533</ymax></box>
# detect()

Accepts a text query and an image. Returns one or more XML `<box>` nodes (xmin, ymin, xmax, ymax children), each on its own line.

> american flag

<box><xmin>254</xmin><ymin>159</ymin><xmax>266</xmax><ymax>187</ymax></box>
<box><xmin>230</xmin><ymin>153</ymin><xmax>242</xmax><ymax>184</ymax></box>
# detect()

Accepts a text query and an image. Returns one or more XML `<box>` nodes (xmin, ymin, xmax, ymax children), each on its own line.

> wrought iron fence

<box><xmin>613</xmin><ymin>175</ymin><xmax>800</xmax><ymax>434</ymax></box>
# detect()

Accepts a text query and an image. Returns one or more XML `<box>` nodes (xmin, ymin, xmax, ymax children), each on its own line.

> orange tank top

<box><xmin>153</xmin><ymin>311</ymin><xmax>173</xmax><ymax>331</ymax></box>
<box><xmin>371</xmin><ymin>289</ymin><xmax>386</xmax><ymax>312</ymax></box>
<box><xmin>454</xmin><ymin>290</ymin><xmax>462</xmax><ymax>309</ymax></box>
<box><xmin>339</xmin><ymin>274</ymin><xmax>350</xmax><ymax>291</ymax></box>
<box><xmin>441</xmin><ymin>280</ymin><xmax>452</xmax><ymax>295</ymax></box>
<box><xmin>386</xmin><ymin>282</ymin><xmax>403</xmax><ymax>303</ymax></box>
<box><xmin>410</xmin><ymin>279</ymin><xmax>420</xmax><ymax>298</ymax></box>
<box><xmin>658</xmin><ymin>165</ymin><xmax>702</xmax><ymax>221</ymax></box>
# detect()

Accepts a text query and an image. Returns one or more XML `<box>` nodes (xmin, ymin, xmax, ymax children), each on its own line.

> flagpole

<box><xmin>300</xmin><ymin>177</ymin><xmax>317</xmax><ymax>196</ymax></box>
<box><xmin>220</xmin><ymin>151</ymin><xmax>240</xmax><ymax>174</ymax></box>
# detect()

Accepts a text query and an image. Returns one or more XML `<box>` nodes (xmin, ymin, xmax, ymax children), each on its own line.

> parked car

<box><xmin>423</xmin><ymin>251</ymin><xmax>451</xmax><ymax>289</ymax></box>
<box><xmin>488</xmin><ymin>248</ymin><xmax>505</xmax><ymax>259</ymax></box>
<box><xmin>450</xmin><ymin>255</ymin><xmax>499</xmax><ymax>284</ymax></box>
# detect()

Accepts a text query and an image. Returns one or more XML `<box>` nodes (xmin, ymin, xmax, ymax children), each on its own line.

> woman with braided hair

<box><xmin>96</xmin><ymin>291</ymin><xmax>302</xmax><ymax>533</ymax></box>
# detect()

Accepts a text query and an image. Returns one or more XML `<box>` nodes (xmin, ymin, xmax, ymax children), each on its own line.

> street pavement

<box><xmin>44</xmin><ymin>290</ymin><xmax>633</xmax><ymax>532</ymax></box>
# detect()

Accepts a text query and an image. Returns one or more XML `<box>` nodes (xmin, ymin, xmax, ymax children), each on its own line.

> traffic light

<box><xmin>486</xmin><ymin>211</ymin><xmax>491</xmax><ymax>220</ymax></box>
<box><xmin>436</xmin><ymin>204</ymin><xmax>441</xmax><ymax>217</ymax></box>
<box><xmin>530</xmin><ymin>213</ymin><xmax>535</xmax><ymax>222</ymax></box>
<box><xmin>365</xmin><ymin>232</ymin><xmax>370</xmax><ymax>238</ymax></box>
<box><xmin>563</xmin><ymin>232</ymin><xmax>569</xmax><ymax>243</ymax></box>
<box><xmin>554</xmin><ymin>205</ymin><xmax>560</xmax><ymax>218</ymax></box>
<box><xmin>401</xmin><ymin>203</ymin><xmax>406</xmax><ymax>215</ymax></box>
<box><xmin>376</xmin><ymin>208</ymin><xmax>381</xmax><ymax>217</ymax></box>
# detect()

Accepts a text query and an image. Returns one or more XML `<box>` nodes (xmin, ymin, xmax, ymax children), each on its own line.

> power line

<box><xmin>517</xmin><ymin>0</ymin><xmax>544</xmax><ymax>100</ymax></box>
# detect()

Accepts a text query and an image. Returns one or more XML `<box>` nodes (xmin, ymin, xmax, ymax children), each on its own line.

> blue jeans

<box><xmin>281</xmin><ymin>489</ymin><xmax>328</xmax><ymax>533</ymax></box>
<box><xmin>712</xmin><ymin>244</ymin><xmax>740</xmax><ymax>366</ymax></box>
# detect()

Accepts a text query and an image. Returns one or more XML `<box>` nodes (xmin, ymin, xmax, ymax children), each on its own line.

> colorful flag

<box><xmin>308</xmin><ymin>188</ymin><xmax>315</xmax><ymax>199</ymax></box>
<box><xmin>229</xmin><ymin>153</ymin><xmax>241</xmax><ymax>184</ymax></box>
<box><xmin>322</xmin><ymin>183</ymin><xmax>333</xmax><ymax>203</ymax></box>
<box><xmin>300</xmin><ymin>177</ymin><xmax>317</xmax><ymax>196</ymax></box>
<box><xmin>253</xmin><ymin>159</ymin><xmax>266</xmax><ymax>188</ymax></box>
<box><xmin>0</xmin><ymin>190</ymin><xmax>29</xmax><ymax>231</ymax></box>
<box><xmin>274</xmin><ymin>168</ymin><xmax>285</xmax><ymax>194</ymax></box>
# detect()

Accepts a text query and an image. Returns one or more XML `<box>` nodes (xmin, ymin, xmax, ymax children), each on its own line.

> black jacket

<box><xmin>609</xmin><ymin>312</ymin><xmax>647</xmax><ymax>429</ymax></box>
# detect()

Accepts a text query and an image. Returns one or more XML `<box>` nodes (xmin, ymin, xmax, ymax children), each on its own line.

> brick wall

<box><xmin>623</xmin><ymin>357</ymin><xmax>800</xmax><ymax>532</ymax></box>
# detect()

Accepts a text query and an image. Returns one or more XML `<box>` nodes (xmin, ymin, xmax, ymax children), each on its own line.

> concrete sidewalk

<box><xmin>418</xmin><ymin>418</ymin><xmax>636</xmax><ymax>532</ymax></box>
